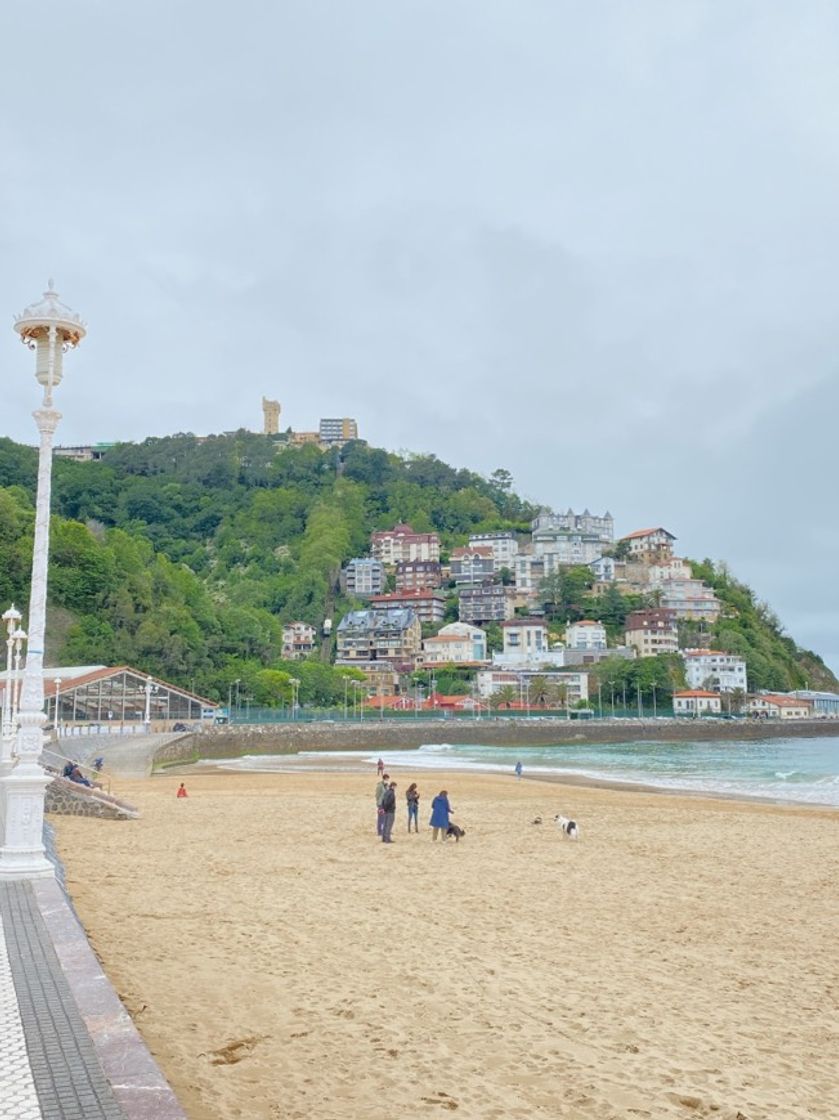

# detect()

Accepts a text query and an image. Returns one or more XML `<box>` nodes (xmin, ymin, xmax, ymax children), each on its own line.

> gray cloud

<box><xmin>1</xmin><ymin>1</ymin><xmax>837</xmax><ymax>670</ymax></box>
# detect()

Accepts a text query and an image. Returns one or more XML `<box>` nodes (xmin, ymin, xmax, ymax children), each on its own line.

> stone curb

<box><xmin>32</xmin><ymin>878</ymin><xmax>187</xmax><ymax>1120</ymax></box>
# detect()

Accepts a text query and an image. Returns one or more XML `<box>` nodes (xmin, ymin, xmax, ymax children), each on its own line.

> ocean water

<box><xmin>211</xmin><ymin>737</ymin><xmax>839</xmax><ymax>807</ymax></box>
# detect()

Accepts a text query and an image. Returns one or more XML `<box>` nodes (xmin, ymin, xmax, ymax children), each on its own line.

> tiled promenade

<box><xmin>0</xmin><ymin>842</ymin><xmax>186</xmax><ymax>1120</ymax></box>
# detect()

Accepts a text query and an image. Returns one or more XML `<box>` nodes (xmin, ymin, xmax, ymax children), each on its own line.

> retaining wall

<box><xmin>155</xmin><ymin>716</ymin><xmax>839</xmax><ymax>766</ymax></box>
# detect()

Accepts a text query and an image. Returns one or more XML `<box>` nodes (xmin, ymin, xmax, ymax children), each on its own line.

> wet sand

<box><xmin>55</xmin><ymin>769</ymin><xmax>839</xmax><ymax>1120</ymax></box>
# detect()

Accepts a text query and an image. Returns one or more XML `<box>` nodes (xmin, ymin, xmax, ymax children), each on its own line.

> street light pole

<box><xmin>53</xmin><ymin>677</ymin><xmax>62</xmax><ymax>738</ymax></box>
<box><xmin>2</xmin><ymin>283</ymin><xmax>85</xmax><ymax>880</ymax></box>
<box><xmin>1</xmin><ymin>605</ymin><xmax>22</xmax><ymax>770</ymax></box>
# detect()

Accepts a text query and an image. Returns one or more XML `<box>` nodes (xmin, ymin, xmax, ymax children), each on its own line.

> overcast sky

<box><xmin>2</xmin><ymin>1</ymin><xmax>838</xmax><ymax>672</ymax></box>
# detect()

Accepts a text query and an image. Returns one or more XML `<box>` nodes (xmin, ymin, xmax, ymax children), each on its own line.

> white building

<box><xmin>476</xmin><ymin>668</ymin><xmax>589</xmax><ymax>704</ymax></box>
<box><xmin>682</xmin><ymin>649</ymin><xmax>747</xmax><ymax>693</ymax></box>
<box><xmin>422</xmin><ymin>622</ymin><xmax>488</xmax><ymax>666</ymax></box>
<box><xmin>370</xmin><ymin>524</ymin><xmax>440</xmax><ymax>565</ymax></box>
<box><xmin>620</xmin><ymin>527</ymin><xmax>676</xmax><ymax>560</ymax></box>
<box><xmin>502</xmin><ymin>618</ymin><xmax>549</xmax><ymax>657</ymax></box>
<box><xmin>281</xmin><ymin>621</ymin><xmax>317</xmax><ymax>660</ymax></box>
<box><xmin>746</xmin><ymin>695</ymin><xmax>813</xmax><ymax>720</ymax></box>
<box><xmin>468</xmin><ymin>531</ymin><xmax>519</xmax><ymax>570</ymax></box>
<box><xmin>673</xmin><ymin>690</ymin><xmax>722</xmax><ymax>715</ymax></box>
<box><xmin>531</xmin><ymin>533</ymin><xmax>605</xmax><ymax>565</ymax></box>
<box><xmin>531</xmin><ymin>509</ymin><xmax>613</xmax><ymax>543</ymax></box>
<box><xmin>656</xmin><ymin>579</ymin><xmax>721</xmax><ymax>622</ymax></box>
<box><xmin>565</xmin><ymin>620</ymin><xmax>607</xmax><ymax>651</ymax></box>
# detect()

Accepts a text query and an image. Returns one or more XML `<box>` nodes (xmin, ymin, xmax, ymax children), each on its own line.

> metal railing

<box><xmin>41</xmin><ymin>746</ymin><xmax>112</xmax><ymax>794</ymax></box>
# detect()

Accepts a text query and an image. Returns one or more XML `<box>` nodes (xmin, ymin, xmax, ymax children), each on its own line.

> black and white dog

<box><xmin>554</xmin><ymin>814</ymin><xmax>580</xmax><ymax>840</ymax></box>
<box><xmin>445</xmin><ymin>823</ymin><xmax>466</xmax><ymax>842</ymax></box>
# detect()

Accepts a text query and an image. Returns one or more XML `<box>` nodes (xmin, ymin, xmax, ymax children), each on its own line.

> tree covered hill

<box><xmin>0</xmin><ymin>433</ymin><xmax>834</xmax><ymax>701</ymax></box>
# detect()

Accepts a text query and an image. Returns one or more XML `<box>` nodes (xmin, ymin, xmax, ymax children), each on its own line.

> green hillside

<box><xmin>0</xmin><ymin>433</ymin><xmax>834</xmax><ymax>703</ymax></box>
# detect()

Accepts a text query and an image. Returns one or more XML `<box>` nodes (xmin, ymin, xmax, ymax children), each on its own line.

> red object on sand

<box><xmin>177</xmin><ymin>785</ymin><xmax>188</xmax><ymax>798</ymax></box>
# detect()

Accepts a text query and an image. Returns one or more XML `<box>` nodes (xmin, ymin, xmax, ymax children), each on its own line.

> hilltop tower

<box><xmin>262</xmin><ymin>397</ymin><xmax>281</xmax><ymax>435</ymax></box>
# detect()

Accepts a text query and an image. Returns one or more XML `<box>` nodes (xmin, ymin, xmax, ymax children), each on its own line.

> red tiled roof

<box><xmin>620</xmin><ymin>527</ymin><xmax>676</xmax><ymax>541</ymax></box>
<box><xmin>673</xmin><ymin>690</ymin><xmax>720</xmax><ymax>698</ymax></box>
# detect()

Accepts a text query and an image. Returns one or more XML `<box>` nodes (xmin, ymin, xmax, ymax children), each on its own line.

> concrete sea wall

<box><xmin>153</xmin><ymin>717</ymin><xmax>839</xmax><ymax>768</ymax></box>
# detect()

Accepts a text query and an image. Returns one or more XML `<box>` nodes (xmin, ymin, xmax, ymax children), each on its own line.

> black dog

<box><xmin>446</xmin><ymin>823</ymin><xmax>466</xmax><ymax>842</ymax></box>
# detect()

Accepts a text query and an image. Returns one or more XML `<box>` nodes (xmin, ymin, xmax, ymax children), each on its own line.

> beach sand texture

<box><xmin>55</xmin><ymin>771</ymin><xmax>838</xmax><ymax>1120</ymax></box>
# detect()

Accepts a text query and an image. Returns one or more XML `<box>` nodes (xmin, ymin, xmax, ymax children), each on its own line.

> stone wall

<box><xmin>172</xmin><ymin>715</ymin><xmax>839</xmax><ymax>764</ymax></box>
<box><xmin>45</xmin><ymin>778</ymin><xmax>139</xmax><ymax>821</ymax></box>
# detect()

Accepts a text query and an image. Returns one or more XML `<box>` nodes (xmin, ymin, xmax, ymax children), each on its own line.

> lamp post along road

<box><xmin>1</xmin><ymin>605</ymin><xmax>23</xmax><ymax>770</ymax></box>
<box><xmin>0</xmin><ymin>283</ymin><xmax>85</xmax><ymax>880</ymax></box>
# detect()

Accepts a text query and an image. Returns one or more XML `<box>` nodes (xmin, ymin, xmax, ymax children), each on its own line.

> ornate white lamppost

<box><xmin>1</xmin><ymin>605</ymin><xmax>23</xmax><ymax>771</ymax></box>
<box><xmin>144</xmin><ymin>676</ymin><xmax>159</xmax><ymax>732</ymax></box>
<box><xmin>0</xmin><ymin>282</ymin><xmax>86</xmax><ymax>879</ymax></box>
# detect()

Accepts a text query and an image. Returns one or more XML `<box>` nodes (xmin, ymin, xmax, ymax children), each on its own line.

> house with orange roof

<box><xmin>619</xmin><ymin>527</ymin><xmax>676</xmax><ymax>560</ymax></box>
<box><xmin>672</xmin><ymin>689</ymin><xmax>722</xmax><ymax>715</ymax></box>
<box><xmin>746</xmin><ymin>695</ymin><xmax>813</xmax><ymax>720</ymax></box>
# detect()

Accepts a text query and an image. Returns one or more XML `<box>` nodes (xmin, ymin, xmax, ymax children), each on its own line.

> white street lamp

<box><xmin>1</xmin><ymin>605</ymin><xmax>23</xmax><ymax>768</ymax></box>
<box><xmin>53</xmin><ymin>677</ymin><xmax>62</xmax><ymax>738</ymax></box>
<box><xmin>1</xmin><ymin>282</ymin><xmax>85</xmax><ymax>880</ymax></box>
<box><xmin>289</xmin><ymin>678</ymin><xmax>300</xmax><ymax>721</ymax></box>
<box><xmin>144</xmin><ymin>676</ymin><xmax>159</xmax><ymax>732</ymax></box>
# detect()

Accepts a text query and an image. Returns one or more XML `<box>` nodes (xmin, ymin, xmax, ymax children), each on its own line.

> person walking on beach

<box><xmin>381</xmin><ymin>781</ymin><xmax>397</xmax><ymax>843</ymax></box>
<box><xmin>375</xmin><ymin>773</ymin><xmax>390</xmax><ymax>835</ymax></box>
<box><xmin>176</xmin><ymin>783</ymin><xmax>188</xmax><ymax>798</ymax></box>
<box><xmin>377</xmin><ymin>757</ymin><xmax>384</xmax><ymax>776</ymax></box>
<box><xmin>515</xmin><ymin>760</ymin><xmax>523</xmax><ymax>780</ymax></box>
<box><xmin>406</xmin><ymin>782</ymin><xmax>420</xmax><ymax>832</ymax></box>
<box><xmin>429</xmin><ymin>789</ymin><xmax>453</xmax><ymax>841</ymax></box>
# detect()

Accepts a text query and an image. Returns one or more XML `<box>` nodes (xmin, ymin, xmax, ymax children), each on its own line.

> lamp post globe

<box><xmin>0</xmin><ymin>283</ymin><xmax>86</xmax><ymax>880</ymax></box>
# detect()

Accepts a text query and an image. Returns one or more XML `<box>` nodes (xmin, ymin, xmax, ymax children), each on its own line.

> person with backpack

<box><xmin>375</xmin><ymin>773</ymin><xmax>390</xmax><ymax>835</ymax></box>
<box><xmin>381</xmin><ymin>781</ymin><xmax>397</xmax><ymax>843</ymax></box>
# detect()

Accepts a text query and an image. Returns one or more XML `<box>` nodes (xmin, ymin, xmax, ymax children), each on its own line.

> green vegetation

<box><xmin>0</xmin><ymin>432</ymin><xmax>833</xmax><ymax>701</ymax></box>
<box><xmin>687</xmin><ymin>560</ymin><xmax>836</xmax><ymax>692</ymax></box>
<box><xmin>0</xmin><ymin>435</ymin><xmax>536</xmax><ymax>701</ymax></box>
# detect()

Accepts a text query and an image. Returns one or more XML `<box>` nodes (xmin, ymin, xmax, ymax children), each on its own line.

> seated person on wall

<box><xmin>68</xmin><ymin>764</ymin><xmax>103</xmax><ymax>790</ymax></box>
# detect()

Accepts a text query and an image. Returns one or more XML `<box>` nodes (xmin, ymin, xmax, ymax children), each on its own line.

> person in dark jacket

<box><xmin>429</xmin><ymin>790</ymin><xmax>453</xmax><ymax>841</ymax></box>
<box><xmin>381</xmin><ymin>781</ymin><xmax>397</xmax><ymax>843</ymax></box>
<box><xmin>375</xmin><ymin>773</ymin><xmax>390</xmax><ymax>835</ymax></box>
<box><xmin>406</xmin><ymin>782</ymin><xmax>420</xmax><ymax>832</ymax></box>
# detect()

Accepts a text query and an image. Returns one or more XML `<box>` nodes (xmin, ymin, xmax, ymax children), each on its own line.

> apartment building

<box><xmin>281</xmin><ymin>621</ymin><xmax>317</xmax><ymax>660</ymax></box>
<box><xmin>458</xmin><ymin>584</ymin><xmax>516</xmax><ymax>624</ymax></box>
<box><xmin>625</xmin><ymin>609</ymin><xmax>679</xmax><ymax>657</ymax></box>
<box><xmin>369</xmin><ymin>589</ymin><xmax>447</xmax><ymax>625</ymax></box>
<box><xmin>450</xmin><ymin>546</ymin><xmax>495</xmax><ymax>586</ymax></box>
<box><xmin>502</xmin><ymin>618</ymin><xmax>549</xmax><ymax>656</ymax></box>
<box><xmin>422</xmin><ymin>622</ymin><xmax>488</xmax><ymax>666</ymax></box>
<box><xmin>370</xmin><ymin>523</ymin><xmax>441</xmax><ymax>565</ymax></box>
<box><xmin>682</xmin><ymin>649</ymin><xmax>747</xmax><ymax>693</ymax></box>
<box><xmin>531</xmin><ymin>509</ymin><xmax>614</xmax><ymax>543</ymax></box>
<box><xmin>318</xmin><ymin>417</ymin><xmax>358</xmax><ymax>444</ymax></box>
<box><xmin>565</xmin><ymin>620</ymin><xmax>607</xmax><ymax>651</ymax></box>
<box><xmin>342</xmin><ymin>557</ymin><xmax>385</xmax><ymax>598</ymax></box>
<box><xmin>476</xmin><ymin>669</ymin><xmax>589</xmax><ymax>704</ymax></box>
<box><xmin>394</xmin><ymin>560</ymin><xmax>443</xmax><ymax>591</ymax></box>
<box><xmin>335</xmin><ymin>608</ymin><xmax>422</xmax><ymax>664</ymax></box>
<box><xmin>468</xmin><ymin>531</ymin><xmax>519</xmax><ymax>569</ymax></box>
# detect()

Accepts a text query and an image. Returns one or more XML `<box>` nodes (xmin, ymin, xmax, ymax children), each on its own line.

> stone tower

<box><xmin>262</xmin><ymin>397</ymin><xmax>281</xmax><ymax>435</ymax></box>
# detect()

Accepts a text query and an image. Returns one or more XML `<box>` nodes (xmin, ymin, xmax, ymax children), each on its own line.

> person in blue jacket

<box><xmin>429</xmin><ymin>789</ymin><xmax>453</xmax><ymax>841</ymax></box>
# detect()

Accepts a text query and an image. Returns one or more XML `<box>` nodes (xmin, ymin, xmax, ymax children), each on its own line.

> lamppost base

<box><xmin>0</xmin><ymin>770</ymin><xmax>54</xmax><ymax>880</ymax></box>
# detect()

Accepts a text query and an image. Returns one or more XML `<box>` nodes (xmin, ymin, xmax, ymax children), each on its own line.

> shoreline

<box><xmin>186</xmin><ymin>751</ymin><xmax>839</xmax><ymax>813</ymax></box>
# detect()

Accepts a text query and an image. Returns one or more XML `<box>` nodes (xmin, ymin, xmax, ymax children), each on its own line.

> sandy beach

<box><xmin>54</xmin><ymin>769</ymin><xmax>839</xmax><ymax>1120</ymax></box>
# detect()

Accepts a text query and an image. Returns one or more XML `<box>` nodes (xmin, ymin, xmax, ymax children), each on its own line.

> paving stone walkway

<box><xmin>0</xmin><ymin>870</ymin><xmax>186</xmax><ymax>1120</ymax></box>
